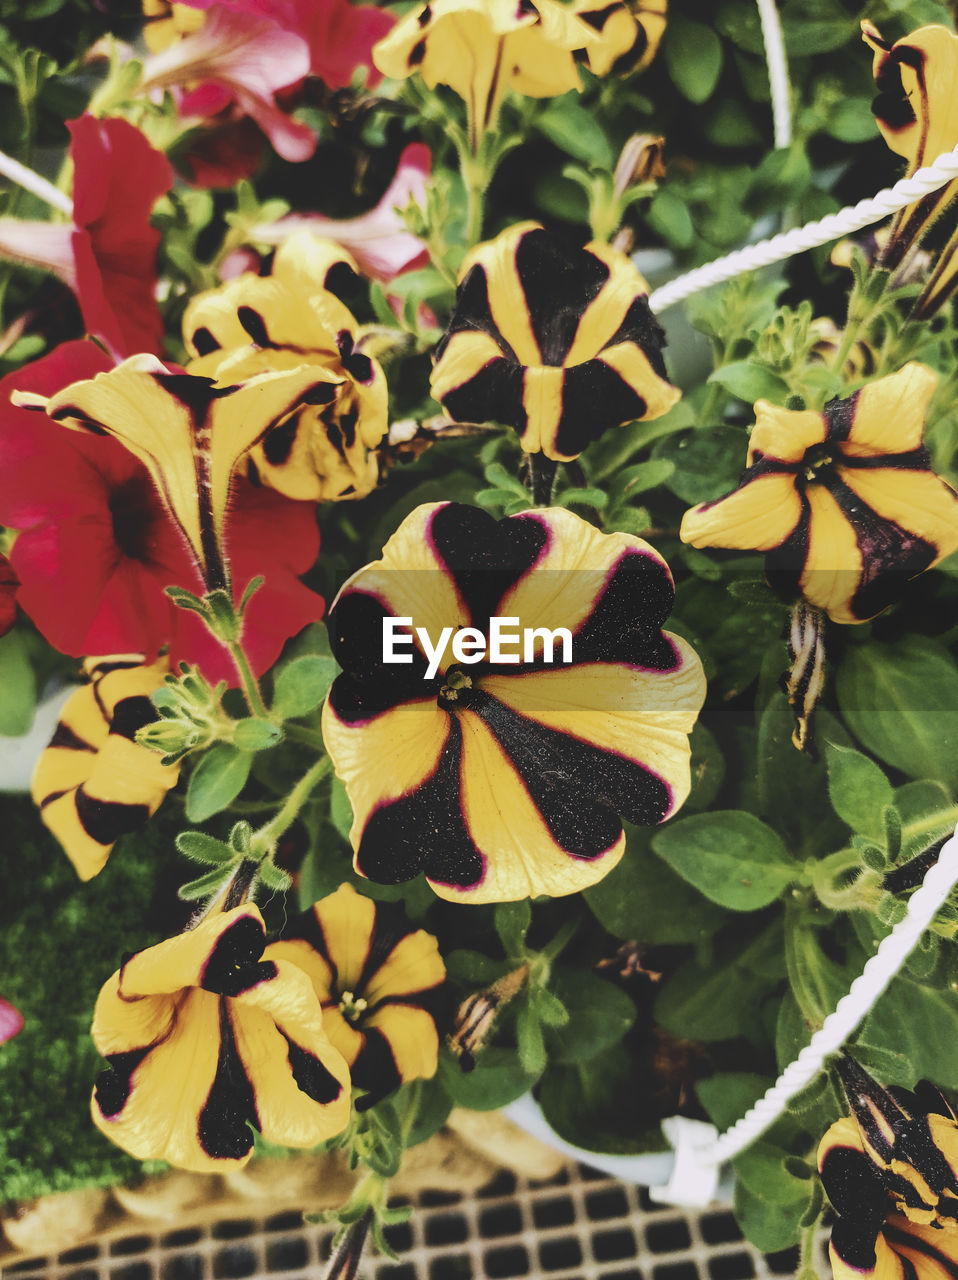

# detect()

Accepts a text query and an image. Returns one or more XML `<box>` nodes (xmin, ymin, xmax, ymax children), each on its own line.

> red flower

<box><xmin>0</xmin><ymin>116</ymin><xmax>172</xmax><ymax>358</ymax></box>
<box><xmin>0</xmin><ymin>998</ymin><xmax>23</xmax><ymax>1046</ymax></box>
<box><xmin>0</xmin><ymin>552</ymin><xmax>17</xmax><ymax>638</ymax></box>
<box><xmin>0</xmin><ymin>341</ymin><xmax>322</xmax><ymax>684</ymax></box>
<box><xmin>176</xmin><ymin>0</ymin><xmax>395</xmax><ymax>89</ymax></box>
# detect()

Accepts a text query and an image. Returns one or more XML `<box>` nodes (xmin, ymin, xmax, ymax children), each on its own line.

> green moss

<box><xmin>0</xmin><ymin>795</ymin><xmax>183</xmax><ymax>1202</ymax></box>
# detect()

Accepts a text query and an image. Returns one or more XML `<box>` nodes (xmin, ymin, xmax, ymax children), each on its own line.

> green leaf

<box><xmin>178</xmin><ymin>866</ymin><xmax>234</xmax><ymax>901</ymax></box>
<box><xmin>545</xmin><ymin>968</ymin><xmax>635</xmax><ymax>1064</ymax></box>
<box><xmin>757</xmin><ymin>699</ymin><xmax>850</xmax><ymax>852</ymax></box>
<box><xmin>824</xmin><ymin>742</ymin><xmax>893</xmax><ymax>841</ymax></box>
<box><xmin>646</xmin><ymin>189</ymin><xmax>694</xmax><ymax>249</ymax></box>
<box><xmin>707</xmin><ymin>361</ymin><xmax>789</xmax><ymax>405</ymax></box>
<box><xmin>535</xmin><ymin>97</ymin><xmax>613</xmax><ymax>168</ymax></box>
<box><xmin>684</xmin><ymin>723</ymin><xmax>726</xmax><ymax>813</ymax></box>
<box><xmin>652</xmin><ymin>811</ymin><xmax>797</xmax><ymax>911</ymax></box>
<box><xmin>585</xmin><ymin>824</ymin><xmax>730</xmax><ymax>945</ymax></box>
<box><xmin>258</xmin><ymin>860</ymin><xmax>292</xmax><ymax>892</ymax></box>
<box><xmin>732</xmin><ymin>1144</ymin><xmax>812</xmax><ymax>1251</ymax></box>
<box><xmin>697</xmin><ymin>1072</ymin><xmax>771</xmax><ymax>1130</ymax></box>
<box><xmin>232</xmin><ymin>718</ymin><xmax>283</xmax><ymax>751</ymax></box>
<box><xmin>329</xmin><ymin>776</ymin><xmax>353</xmax><ymax>841</ymax></box>
<box><xmin>534</xmin><ymin>986</ymin><xmax>569</xmax><ymax>1029</ymax></box>
<box><xmin>185</xmin><ymin>744</ymin><xmax>253</xmax><ymax>822</ymax></box>
<box><xmin>405</xmin><ymin>1077</ymin><xmax>454</xmax><ymax>1147</ymax></box>
<box><xmin>272</xmin><ymin>655</ymin><xmax>338</xmax><ymax>720</ymax></box>
<box><xmin>862</xmin><ymin>977</ymin><xmax>958</xmax><ymax>1088</ymax></box>
<box><xmin>0</xmin><ymin>631</ymin><xmax>37</xmax><ymax>737</ymax></box>
<box><xmin>837</xmin><ymin>637</ymin><xmax>958</xmax><ymax>788</ymax></box>
<box><xmin>445</xmin><ymin>949</ymin><xmax>512</xmax><ymax>987</ymax></box>
<box><xmin>653</xmin><ymin>426</ymin><xmax>746</xmax><ymax>503</ymax></box>
<box><xmin>516</xmin><ymin>1001</ymin><xmax>547</xmax><ymax>1076</ymax></box>
<box><xmin>437</xmin><ymin>1047</ymin><xmax>539</xmax><ymax>1110</ymax></box>
<box><xmin>655</xmin><ymin>921</ymin><xmax>785</xmax><ymax>1042</ymax></box>
<box><xmin>665</xmin><ymin>16</ymin><xmax>723</xmax><ymax>103</ymax></box>
<box><xmin>538</xmin><ymin>1043</ymin><xmax>667</xmax><ymax>1155</ymax></box>
<box><xmin>175</xmin><ymin>831</ymin><xmax>237</xmax><ymax>865</ymax></box>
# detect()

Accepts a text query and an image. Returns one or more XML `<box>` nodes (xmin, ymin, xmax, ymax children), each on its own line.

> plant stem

<box><xmin>227</xmin><ymin>639</ymin><xmax>270</xmax><ymax>720</ymax></box>
<box><xmin>811</xmin><ymin>805</ymin><xmax>958</xmax><ymax>907</ymax></box>
<box><xmin>251</xmin><ymin>756</ymin><xmax>333</xmax><ymax>857</ymax></box>
<box><xmin>284</xmin><ymin>721</ymin><xmax>328</xmax><ymax>752</ymax></box>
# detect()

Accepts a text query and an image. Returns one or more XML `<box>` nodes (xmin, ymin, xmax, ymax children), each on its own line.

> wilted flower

<box><xmin>0</xmin><ymin>115</ymin><xmax>172</xmax><ymax>358</ymax></box>
<box><xmin>573</xmin><ymin>0</ymin><xmax>667</xmax><ymax>77</ymax></box>
<box><xmin>431</xmin><ymin>222</ymin><xmax>678</xmax><ymax>462</ymax></box>
<box><xmin>21</xmin><ymin>352</ymin><xmax>338</xmax><ymax>592</ymax></box>
<box><xmin>818</xmin><ymin>1055</ymin><xmax>958</xmax><ymax>1280</ymax></box>
<box><xmin>613</xmin><ymin>133</ymin><xmax>666</xmax><ymax>199</ymax></box>
<box><xmin>270</xmin><ymin>883</ymin><xmax>448</xmax><ymax>1107</ymax></box>
<box><xmin>322</xmin><ymin>501</ymin><xmax>705</xmax><ymax>904</ymax></box>
<box><xmin>680</xmin><ymin>363</ymin><xmax>958</xmax><ymax>624</ymax></box>
<box><xmin>183</xmin><ymin>232</ymin><xmax>388</xmax><ymax>503</ymax></box>
<box><xmin>861</xmin><ymin>22</ymin><xmax>958</xmax><ymax>315</ymax></box>
<box><xmin>372</xmin><ymin>0</ymin><xmax>598</xmax><ymax>148</ymax></box>
<box><xmin>31</xmin><ymin>656</ymin><xmax>179</xmax><ymax>882</ymax></box>
<box><xmin>91</xmin><ymin>904</ymin><xmax>351</xmax><ymax>1171</ymax></box>
<box><xmin>0</xmin><ymin>341</ymin><xmax>323</xmax><ymax>682</ymax></box>
<box><xmin>247</xmin><ymin>144</ymin><xmax>431</xmax><ymax>284</ymax></box>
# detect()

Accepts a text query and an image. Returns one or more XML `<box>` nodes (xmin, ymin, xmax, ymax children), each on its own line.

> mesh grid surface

<box><xmin>2</xmin><ymin>1164</ymin><xmax>827</xmax><ymax>1280</ymax></box>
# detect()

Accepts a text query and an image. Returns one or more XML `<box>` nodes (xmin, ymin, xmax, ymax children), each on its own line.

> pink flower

<box><xmin>0</xmin><ymin>341</ymin><xmax>323</xmax><ymax>684</ymax></box>
<box><xmin>177</xmin><ymin>0</ymin><xmax>395</xmax><ymax>89</ymax></box>
<box><xmin>0</xmin><ymin>998</ymin><xmax>23</xmax><ymax>1046</ymax></box>
<box><xmin>0</xmin><ymin>552</ymin><xmax>17</xmax><ymax>638</ymax></box>
<box><xmin>251</xmin><ymin>143</ymin><xmax>431</xmax><ymax>282</ymax></box>
<box><xmin>141</xmin><ymin>5</ymin><xmax>316</xmax><ymax>166</ymax></box>
<box><xmin>0</xmin><ymin>116</ymin><xmax>172</xmax><ymax>358</ymax></box>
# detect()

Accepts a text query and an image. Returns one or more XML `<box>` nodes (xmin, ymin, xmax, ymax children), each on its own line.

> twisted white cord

<box><xmin>649</xmin><ymin>146</ymin><xmax>958</xmax><ymax>313</ymax></box>
<box><xmin>702</xmin><ymin>825</ymin><xmax>958</xmax><ymax>1166</ymax></box>
<box><xmin>756</xmin><ymin>0</ymin><xmax>791</xmax><ymax>149</ymax></box>
<box><xmin>0</xmin><ymin>148</ymin><xmax>72</xmax><ymax>217</ymax></box>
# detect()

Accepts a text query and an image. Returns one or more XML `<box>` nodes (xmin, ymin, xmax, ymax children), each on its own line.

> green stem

<box><xmin>797</xmin><ymin>1215</ymin><xmax>824</xmax><ymax>1280</ymax></box>
<box><xmin>251</xmin><ymin>756</ymin><xmax>332</xmax><ymax>857</ymax></box>
<box><xmin>462</xmin><ymin>151</ymin><xmax>486</xmax><ymax>248</ymax></box>
<box><xmin>284</xmin><ymin>721</ymin><xmax>327</xmax><ymax>752</ymax></box>
<box><xmin>227</xmin><ymin>639</ymin><xmax>270</xmax><ymax>720</ymax></box>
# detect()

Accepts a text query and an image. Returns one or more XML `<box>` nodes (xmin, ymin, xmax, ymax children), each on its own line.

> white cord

<box><xmin>756</xmin><ymin>0</ymin><xmax>791</xmax><ymax>149</ymax></box>
<box><xmin>649</xmin><ymin>145</ymin><xmax>958</xmax><ymax>313</ymax></box>
<box><xmin>652</xmin><ymin>825</ymin><xmax>958</xmax><ymax>1208</ymax></box>
<box><xmin>0</xmin><ymin>148</ymin><xmax>72</xmax><ymax>217</ymax></box>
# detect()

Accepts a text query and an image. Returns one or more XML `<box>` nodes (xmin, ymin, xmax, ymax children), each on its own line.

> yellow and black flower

<box><xmin>861</xmin><ymin>22</ymin><xmax>958</xmax><ymax>315</ymax></box>
<box><xmin>270</xmin><ymin>883</ymin><xmax>448</xmax><ymax>1108</ymax></box>
<box><xmin>430</xmin><ymin>223</ymin><xmax>678</xmax><ymax>463</ymax></box>
<box><xmin>373</xmin><ymin>0</ymin><xmax>598</xmax><ymax>147</ymax></box>
<box><xmin>31</xmin><ymin>655</ymin><xmax>179</xmax><ymax>882</ymax></box>
<box><xmin>573</xmin><ymin>0</ymin><xmax>666</xmax><ymax>77</ymax></box>
<box><xmin>184</xmin><ymin>233</ymin><xmax>388</xmax><ymax>504</ymax></box>
<box><xmin>21</xmin><ymin>353</ymin><xmax>340</xmax><ymax>591</ymax></box>
<box><xmin>321</xmin><ymin>501</ymin><xmax>705</xmax><ymax>904</ymax></box>
<box><xmin>91</xmin><ymin>904</ymin><xmax>352</xmax><ymax>1172</ymax></box>
<box><xmin>680</xmin><ymin>363</ymin><xmax>958</xmax><ymax>624</ymax></box>
<box><xmin>818</xmin><ymin>1056</ymin><xmax>958</xmax><ymax>1280</ymax></box>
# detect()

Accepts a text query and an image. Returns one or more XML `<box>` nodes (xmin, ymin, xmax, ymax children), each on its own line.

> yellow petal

<box><xmin>838</xmin><ymin>465</ymin><xmax>958</xmax><ymax>561</ymax></box>
<box><xmin>563</xmin><ymin>241</ymin><xmax>651</xmax><ymax>366</ymax></box>
<box><xmin>799</xmin><ymin>484</ymin><xmax>863</xmax><ymax>624</ymax></box>
<box><xmin>681</xmin><ymin>473</ymin><xmax>802</xmax><ymax>550</ymax></box>
<box><xmin>843</xmin><ymin>364</ymin><xmax>938</xmax><ymax>456</ymax></box>
<box><xmin>311</xmin><ymin>883</ymin><xmax>378</xmax><ymax>993</ymax></box>
<box><xmin>460</xmin><ymin>222</ymin><xmax>543</xmax><ymax>366</ymax></box>
<box><xmin>118</xmin><ymin>905</ymin><xmax>267</xmax><ymax>998</ymax></box>
<box><xmin>748</xmin><ymin>400</ymin><xmax>826</xmax><ymax>465</ymax></box>
<box><xmin>364</xmin><ymin>927</ymin><xmax>446</xmax><ymax>1004</ymax></box>
<box><xmin>271</xmin><ymin>231</ymin><xmax>360</xmax><ymax>298</ymax></box>
<box><xmin>363</xmin><ymin>1003</ymin><xmax>439</xmax><ymax>1083</ymax></box>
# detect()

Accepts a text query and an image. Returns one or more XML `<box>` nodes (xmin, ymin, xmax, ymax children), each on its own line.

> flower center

<box><xmin>438</xmin><ymin>665</ymin><xmax>473</xmax><ymax>709</ymax></box>
<box><xmin>800</xmin><ymin>442</ymin><xmax>836</xmax><ymax>484</ymax></box>
<box><xmin>338</xmin><ymin>989</ymin><xmax>368</xmax><ymax>1023</ymax></box>
<box><xmin>109</xmin><ymin>474</ymin><xmax>160</xmax><ymax>562</ymax></box>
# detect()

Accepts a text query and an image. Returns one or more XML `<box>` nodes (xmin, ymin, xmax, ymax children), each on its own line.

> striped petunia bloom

<box><xmin>321</xmin><ymin>501</ymin><xmax>705</xmax><ymax>904</ymax></box>
<box><xmin>572</xmin><ymin>0</ymin><xmax>667</xmax><ymax>77</ymax></box>
<box><xmin>818</xmin><ymin>1056</ymin><xmax>958</xmax><ymax>1280</ymax></box>
<box><xmin>184</xmin><ymin>232</ymin><xmax>388</xmax><ymax>504</ymax></box>
<box><xmin>680</xmin><ymin>363</ymin><xmax>958</xmax><ymax>624</ymax></box>
<box><xmin>31</xmin><ymin>656</ymin><xmax>179</xmax><ymax>881</ymax></box>
<box><xmin>861</xmin><ymin>22</ymin><xmax>958</xmax><ymax>316</ymax></box>
<box><xmin>91</xmin><ymin>905</ymin><xmax>351</xmax><ymax>1172</ymax></box>
<box><xmin>270</xmin><ymin>883</ymin><xmax>448</xmax><ymax>1108</ymax></box>
<box><xmin>430</xmin><ymin>223</ymin><xmax>679</xmax><ymax>462</ymax></box>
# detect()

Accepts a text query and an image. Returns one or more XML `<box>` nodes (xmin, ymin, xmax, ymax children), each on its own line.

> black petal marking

<box><xmin>603</xmin><ymin>295</ymin><xmax>669</xmax><ymax>377</ymax></box>
<box><xmin>884</xmin><ymin>1222</ymin><xmax>958</xmax><ymax>1280</ymax></box>
<box><xmin>440</xmin><ymin>357</ymin><xmax>526</xmax><ymax>435</ymax></box>
<box><xmin>75</xmin><ymin>790</ymin><xmax>151</xmax><ymax>844</ymax></box>
<box><xmin>571</xmin><ymin>550</ymin><xmax>679</xmax><ymax>667</ymax></box>
<box><xmin>201</xmin><ymin>915</ymin><xmax>276</xmax><ymax>997</ymax></box>
<box><xmin>49</xmin><ymin>721</ymin><xmax>97</xmax><ymax>752</ymax></box>
<box><xmin>551</xmin><ymin>361</ymin><xmax>647</xmax><ymax>457</ymax></box>
<box><xmin>352</xmin><ymin>1028</ymin><xmax>403</xmax><ymax>1110</ymax></box>
<box><xmin>191</xmin><ymin>326</ymin><xmax>220</xmax><ymax>356</ymax></box>
<box><xmin>198</xmin><ymin>1003</ymin><xmax>258</xmax><ymax>1161</ymax></box>
<box><xmin>94</xmin><ymin>1047</ymin><xmax>151</xmax><ymax>1119</ymax></box>
<box><xmin>237</xmin><ymin>306</ymin><xmax>273</xmax><ymax>348</ymax></box>
<box><xmin>610</xmin><ymin>25</ymin><xmax>650</xmax><ymax>76</ymax></box>
<box><xmin>109</xmin><ymin>695</ymin><xmax>159</xmax><ymax>741</ymax></box>
<box><xmin>356</xmin><ymin>716</ymin><xmax>485</xmax><ymax>888</ymax></box>
<box><xmin>262</xmin><ymin>411</ymin><xmax>301</xmax><ymax>465</ymax></box>
<box><xmin>515</xmin><ymin>228</ymin><xmax>609</xmax><ymax>365</ymax></box>
<box><xmin>282</xmin><ymin>1033</ymin><xmax>343</xmax><ymax>1105</ymax></box>
<box><xmin>327</xmin><ymin>591</ymin><xmax>435</xmax><ymax>724</ymax></box>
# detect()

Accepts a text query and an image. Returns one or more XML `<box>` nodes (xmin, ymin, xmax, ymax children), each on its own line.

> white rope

<box><xmin>649</xmin><ymin>145</ymin><xmax>958</xmax><ymax>313</ymax></box>
<box><xmin>756</xmin><ymin>0</ymin><xmax>791</xmax><ymax>149</ymax></box>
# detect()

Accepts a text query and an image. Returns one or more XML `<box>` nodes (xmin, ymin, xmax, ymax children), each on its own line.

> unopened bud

<box><xmin>614</xmin><ymin>133</ymin><xmax>666</xmax><ymax>199</ymax></box>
